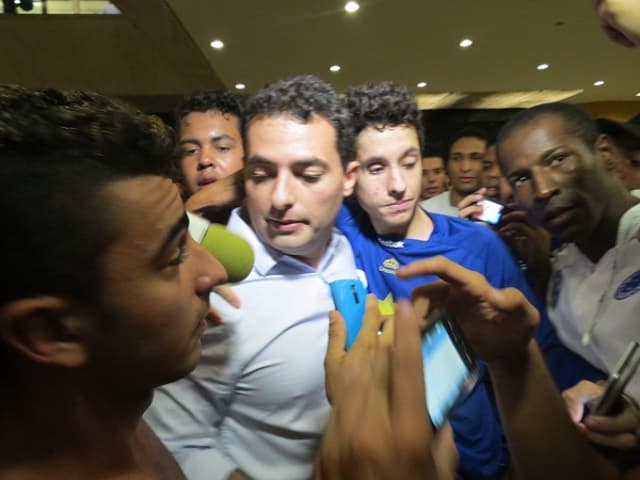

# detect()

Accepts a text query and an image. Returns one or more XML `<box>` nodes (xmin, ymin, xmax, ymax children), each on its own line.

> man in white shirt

<box><xmin>497</xmin><ymin>103</ymin><xmax>640</xmax><ymax>435</ymax></box>
<box><xmin>420</xmin><ymin>127</ymin><xmax>488</xmax><ymax>217</ymax></box>
<box><xmin>145</xmin><ymin>76</ymin><xmax>362</xmax><ymax>480</ymax></box>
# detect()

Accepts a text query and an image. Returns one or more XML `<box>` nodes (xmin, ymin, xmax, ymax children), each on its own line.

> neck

<box><xmin>404</xmin><ymin>206</ymin><xmax>434</xmax><ymax>241</ymax></box>
<box><xmin>575</xmin><ymin>189</ymin><xmax>639</xmax><ymax>263</ymax></box>
<box><xmin>0</xmin><ymin>368</ymin><xmax>154</xmax><ymax>480</ymax></box>
<box><xmin>449</xmin><ymin>189</ymin><xmax>464</xmax><ymax>208</ymax></box>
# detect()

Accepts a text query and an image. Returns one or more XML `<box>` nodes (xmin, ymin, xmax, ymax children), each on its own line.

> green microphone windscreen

<box><xmin>187</xmin><ymin>212</ymin><xmax>254</xmax><ymax>283</ymax></box>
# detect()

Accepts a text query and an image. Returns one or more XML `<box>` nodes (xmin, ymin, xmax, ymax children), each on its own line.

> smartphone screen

<box><xmin>423</xmin><ymin>318</ymin><xmax>478</xmax><ymax>428</ymax></box>
<box><xmin>476</xmin><ymin>198</ymin><xmax>504</xmax><ymax>225</ymax></box>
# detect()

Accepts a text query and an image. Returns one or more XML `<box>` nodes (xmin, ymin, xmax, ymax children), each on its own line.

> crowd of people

<box><xmin>0</xmin><ymin>1</ymin><xmax>639</xmax><ymax>479</ymax></box>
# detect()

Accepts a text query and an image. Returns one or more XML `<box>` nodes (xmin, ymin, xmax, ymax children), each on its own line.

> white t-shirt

<box><xmin>419</xmin><ymin>190</ymin><xmax>459</xmax><ymax>217</ymax></box>
<box><xmin>547</xmin><ymin>203</ymin><xmax>640</xmax><ymax>401</ymax></box>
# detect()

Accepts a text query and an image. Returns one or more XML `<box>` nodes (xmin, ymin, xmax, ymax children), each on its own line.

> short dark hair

<box><xmin>175</xmin><ymin>90</ymin><xmax>245</xmax><ymax>129</ymax></box>
<box><xmin>497</xmin><ymin>103</ymin><xmax>599</xmax><ymax>157</ymax></box>
<box><xmin>422</xmin><ymin>143</ymin><xmax>445</xmax><ymax>159</ymax></box>
<box><xmin>0</xmin><ymin>85</ymin><xmax>176</xmax><ymax>306</ymax></box>
<box><xmin>243</xmin><ymin>75</ymin><xmax>355</xmax><ymax>167</ymax></box>
<box><xmin>344</xmin><ymin>81</ymin><xmax>424</xmax><ymax>152</ymax></box>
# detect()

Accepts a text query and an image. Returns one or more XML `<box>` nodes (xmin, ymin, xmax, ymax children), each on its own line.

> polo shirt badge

<box><xmin>615</xmin><ymin>270</ymin><xmax>640</xmax><ymax>300</ymax></box>
<box><xmin>379</xmin><ymin>257</ymin><xmax>400</xmax><ymax>275</ymax></box>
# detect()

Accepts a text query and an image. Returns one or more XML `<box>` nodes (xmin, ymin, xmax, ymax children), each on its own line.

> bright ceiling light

<box><xmin>329</xmin><ymin>64</ymin><xmax>341</xmax><ymax>72</ymax></box>
<box><xmin>537</xmin><ymin>63</ymin><xmax>549</xmax><ymax>71</ymax></box>
<box><xmin>235</xmin><ymin>83</ymin><xmax>246</xmax><ymax>90</ymax></box>
<box><xmin>593</xmin><ymin>80</ymin><xmax>605</xmax><ymax>86</ymax></box>
<box><xmin>209</xmin><ymin>39</ymin><xmax>224</xmax><ymax>49</ymax></box>
<box><xmin>417</xmin><ymin>81</ymin><xmax>428</xmax><ymax>88</ymax></box>
<box><xmin>459</xmin><ymin>38</ymin><xmax>473</xmax><ymax>48</ymax></box>
<box><xmin>344</xmin><ymin>1</ymin><xmax>359</xmax><ymax>13</ymax></box>
<box><xmin>636</xmin><ymin>92</ymin><xmax>640</xmax><ymax>97</ymax></box>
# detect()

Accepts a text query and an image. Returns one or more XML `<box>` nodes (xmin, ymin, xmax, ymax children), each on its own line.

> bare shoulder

<box><xmin>133</xmin><ymin>421</ymin><xmax>187</xmax><ymax>480</ymax></box>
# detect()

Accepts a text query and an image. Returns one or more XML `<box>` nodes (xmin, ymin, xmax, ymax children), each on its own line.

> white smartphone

<box><xmin>474</xmin><ymin>198</ymin><xmax>504</xmax><ymax>225</ymax></box>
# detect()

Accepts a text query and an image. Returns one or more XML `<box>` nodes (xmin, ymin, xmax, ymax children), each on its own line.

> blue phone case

<box><xmin>329</xmin><ymin>279</ymin><xmax>367</xmax><ymax>350</ymax></box>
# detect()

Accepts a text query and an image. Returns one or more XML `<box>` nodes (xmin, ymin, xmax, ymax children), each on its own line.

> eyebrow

<box><xmin>362</xmin><ymin>146</ymin><xmax>419</xmax><ymax>165</ymax></box>
<box><xmin>245</xmin><ymin>155</ymin><xmax>326</xmax><ymax>167</ymax></box>
<box><xmin>158</xmin><ymin>212</ymin><xmax>189</xmax><ymax>254</ymax></box>
<box><xmin>179</xmin><ymin>134</ymin><xmax>236</xmax><ymax>145</ymax></box>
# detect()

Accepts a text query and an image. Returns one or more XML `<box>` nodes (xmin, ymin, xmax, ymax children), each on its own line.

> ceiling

<box><xmin>164</xmin><ymin>0</ymin><xmax>640</xmax><ymax>108</ymax></box>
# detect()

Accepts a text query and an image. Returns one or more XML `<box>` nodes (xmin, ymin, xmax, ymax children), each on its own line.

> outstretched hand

<box><xmin>398</xmin><ymin>256</ymin><xmax>539</xmax><ymax>363</ymax></box>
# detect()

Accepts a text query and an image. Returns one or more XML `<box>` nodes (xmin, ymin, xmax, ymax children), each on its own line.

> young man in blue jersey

<box><xmin>337</xmin><ymin>81</ymin><xmax>606</xmax><ymax>480</ymax></box>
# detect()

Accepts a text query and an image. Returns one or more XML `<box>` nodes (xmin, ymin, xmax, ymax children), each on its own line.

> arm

<box><xmin>398</xmin><ymin>256</ymin><xmax>624</xmax><ymax>480</ymax></box>
<box><xmin>593</xmin><ymin>0</ymin><xmax>640</xmax><ymax>47</ymax></box>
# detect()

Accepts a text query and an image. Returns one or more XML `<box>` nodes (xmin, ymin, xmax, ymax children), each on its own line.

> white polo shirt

<box><xmin>419</xmin><ymin>190</ymin><xmax>459</xmax><ymax>217</ymax></box>
<box><xmin>547</xmin><ymin>202</ymin><xmax>640</xmax><ymax>402</ymax></box>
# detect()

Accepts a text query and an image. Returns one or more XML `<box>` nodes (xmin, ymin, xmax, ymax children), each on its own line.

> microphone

<box><xmin>187</xmin><ymin>212</ymin><xmax>254</xmax><ymax>283</ymax></box>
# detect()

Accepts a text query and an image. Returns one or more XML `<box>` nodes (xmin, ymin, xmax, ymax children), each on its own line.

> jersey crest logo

<box><xmin>549</xmin><ymin>270</ymin><xmax>563</xmax><ymax>308</ymax></box>
<box><xmin>615</xmin><ymin>270</ymin><xmax>640</xmax><ymax>300</ymax></box>
<box><xmin>379</xmin><ymin>257</ymin><xmax>399</xmax><ymax>275</ymax></box>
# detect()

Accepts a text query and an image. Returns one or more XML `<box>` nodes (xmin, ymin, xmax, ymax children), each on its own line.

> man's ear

<box><xmin>0</xmin><ymin>297</ymin><xmax>91</xmax><ymax>368</ymax></box>
<box><xmin>343</xmin><ymin>160</ymin><xmax>359</xmax><ymax>197</ymax></box>
<box><xmin>595</xmin><ymin>134</ymin><xmax>618</xmax><ymax>172</ymax></box>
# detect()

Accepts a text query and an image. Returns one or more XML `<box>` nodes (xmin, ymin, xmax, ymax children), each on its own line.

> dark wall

<box><xmin>421</xmin><ymin>108</ymin><xmax>523</xmax><ymax>153</ymax></box>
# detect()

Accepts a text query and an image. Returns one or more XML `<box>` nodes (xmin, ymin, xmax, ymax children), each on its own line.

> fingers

<box><xmin>398</xmin><ymin>256</ymin><xmax>488</xmax><ymax>295</ymax></box>
<box><xmin>582</xmin><ymin>428</ymin><xmax>638</xmax><ymax>450</ymax></box>
<box><xmin>350</xmin><ymin>294</ymin><xmax>383</xmax><ymax>353</ymax></box>
<box><xmin>325</xmin><ymin>311</ymin><xmax>347</xmax><ymax>405</ymax></box>
<box><xmin>212</xmin><ymin>283</ymin><xmax>241</xmax><ymax>308</ymax></box>
<box><xmin>562</xmin><ymin>380</ymin><xmax>604</xmax><ymax>423</ymax></box>
<box><xmin>433</xmin><ymin>423</ymin><xmax>459</xmax><ymax>480</ymax></box>
<box><xmin>585</xmin><ymin>406</ymin><xmax>638</xmax><ymax>435</ymax></box>
<box><xmin>484</xmin><ymin>287</ymin><xmax>539</xmax><ymax>328</ymax></box>
<box><xmin>390</xmin><ymin>301</ymin><xmax>430</xmax><ymax>437</ymax></box>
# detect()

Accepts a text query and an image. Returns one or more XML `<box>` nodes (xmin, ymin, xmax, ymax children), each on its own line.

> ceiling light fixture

<box><xmin>417</xmin><ymin>81</ymin><xmax>428</xmax><ymax>88</ymax></box>
<box><xmin>329</xmin><ymin>64</ymin><xmax>341</xmax><ymax>72</ymax></box>
<box><xmin>636</xmin><ymin>92</ymin><xmax>640</xmax><ymax>97</ymax></box>
<box><xmin>593</xmin><ymin>80</ymin><xmax>605</xmax><ymax>86</ymax></box>
<box><xmin>209</xmin><ymin>39</ymin><xmax>224</xmax><ymax>49</ymax></box>
<box><xmin>459</xmin><ymin>38</ymin><xmax>473</xmax><ymax>48</ymax></box>
<box><xmin>344</xmin><ymin>1</ymin><xmax>359</xmax><ymax>13</ymax></box>
<box><xmin>235</xmin><ymin>83</ymin><xmax>246</xmax><ymax>90</ymax></box>
<box><xmin>537</xmin><ymin>63</ymin><xmax>549</xmax><ymax>70</ymax></box>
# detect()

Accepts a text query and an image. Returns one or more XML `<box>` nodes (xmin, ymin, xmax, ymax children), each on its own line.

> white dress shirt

<box><xmin>145</xmin><ymin>208</ymin><xmax>360</xmax><ymax>480</ymax></box>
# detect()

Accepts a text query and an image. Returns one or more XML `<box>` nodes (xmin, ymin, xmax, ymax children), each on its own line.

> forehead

<box><xmin>101</xmin><ymin>176</ymin><xmax>183</xmax><ymax>252</ymax></box>
<box><xmin>246</xmin><ymin>113</ymin><xmax>341</xmax><ymax>166</ymax></box>
<box><xmin>499</xmin><ymin>115</ymin><xmax>576</xmax><ymax>172</ymax></box>
<box><xmin>356</xmin><ymin>125</ymin><xmax>420</xmax><ymax>154</ymax></box>
<box><xmin>450</xmin><ymin>136</ymin><xmax>486</xmax><ymax>153</ymax></box>
<box><xmin>422</xmin><ymin>156</ymin><xmax>444</xmax><ymax>168</ymax></box>
<box><xmin>180</xmin><ymin>110</ymin><xmax>241</xmax><ymax>137</ymax></box>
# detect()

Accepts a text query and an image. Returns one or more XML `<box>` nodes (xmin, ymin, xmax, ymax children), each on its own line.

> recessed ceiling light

<box><xmin>235</xmin><ymin>83</ymin><xmax>246</xmax><ymax>90</ymax></box>
<box><xmin>209</xmin><ymin>39</ymin><xmax>224</xmax><ymax>49</ymax></box>
<box><xmin>593</xmin><ymin>80</ymin><xmax>605</xmax><ymax>87</ymax></box>
<box><xmin>329</xmin><ymin>64</ymin><xmax>341</xmax><ymax>73</ymax></box>
<box><xmin>636</xmin><ymin>92</ymin><xmax>640</xmax><ymax>97</ymax></box>
<box><xmin>537</xmin><ymin>63</ymin><xmax>550</xmax><ymax>71</ymax></box>
<box><xmin>459</xmin><ymin>38</ymin><xmax>473</xmax><ymax>48</ymax></box>
<box><xmin>344</xmin><ymin>1</ymin><xmax>359</xmax><ymax>13</ymax></box>
<box><xmin>417</xmin><ymin>81</ymin><xmax>428</xmax><ymax>88</ymax></box>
